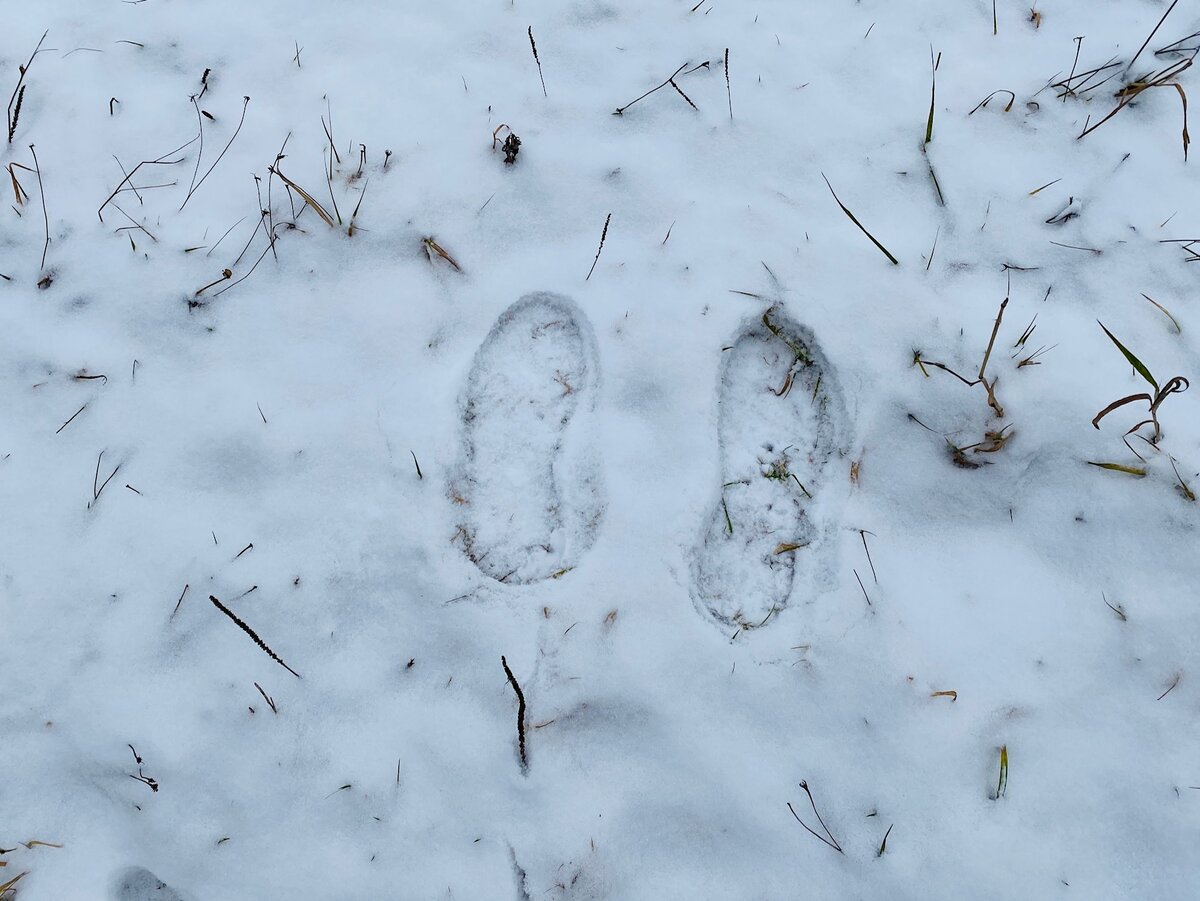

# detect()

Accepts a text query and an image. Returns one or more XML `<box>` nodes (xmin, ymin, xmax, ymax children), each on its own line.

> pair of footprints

<box><xmin>453</xmin><ymin>293</ymin><xmax>844</xmax><ymax>631</ymax></box>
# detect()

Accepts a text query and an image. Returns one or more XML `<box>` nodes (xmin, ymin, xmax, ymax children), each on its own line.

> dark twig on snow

<box><xmin>528</xmin><ymin>27</ymin><xmax>547</xmax><ymax>97</ymax></box>
<box><xmin>724</xmin><ymin>48</ymin><xmax>733</xmax><ymax>120</ymax></box>
<box><xmin>821</xmin><ymin>174</ymin><xmax>899</xmax><ymax>265</ymax></box>
<box><xmin>209</xmin><ymin>594</ymin><xmax>302</xmax><ymax>678</ymax></box>
<box><xmin>614</xmin><ymin>62</ymin><xmax>690</xmax><ymax>115</ymax></box>
<box><xmin>586</xmin><ymin>212</ymin><xmax>612</xmax><ymax>280</ymax></box>
<box><xmin>788</xmin><ymin>781</ymin><xmax>844</xmax><ymax>854</ymax></box>
<box><xmin>7</xmin><ymin>31</ymin><xmax>49</xmax><ymax>144</ymax></box>
<box><xmin>501</xmin><ymin>655</ymin><xmax>528</xmax><ymax>772</ymax></box>
<box><xmin>179</xmin><ymin>96</ymin><xmax>249</xmax><ymax>211</ymax></box>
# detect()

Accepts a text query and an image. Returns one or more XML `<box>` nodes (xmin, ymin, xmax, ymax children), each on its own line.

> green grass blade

<box><xmin>1098</xmin><ymin>321</ymin><xmax>1158</xmax><ymax>391</ymax></box>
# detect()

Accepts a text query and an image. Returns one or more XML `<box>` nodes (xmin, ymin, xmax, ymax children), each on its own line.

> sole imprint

<box><xmin>691</xmin><ymin>307</ymin><xmax>843</xmax><ymax>629</ymax></box>
<box><xmin>452</xmin><ymin>293</ymin><xmax>603</xmax><ymax>583</ymax></box>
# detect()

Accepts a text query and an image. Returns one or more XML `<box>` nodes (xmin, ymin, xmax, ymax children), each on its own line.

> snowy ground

<box><xmin>3</xmin><ymin>1</ymin><xmax>1200</xmax><ymax>898</ymax></box>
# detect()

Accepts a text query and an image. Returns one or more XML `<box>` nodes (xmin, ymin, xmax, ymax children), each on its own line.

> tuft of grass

<box><xmin>1092</xmin><ymin>322</ymin><xmax>1189</xmax><ymax>445</ymax></box>
<box><xmin>1078</xmin><ymin>56</ymin><xmax>1192</xmax><ymax>160</ymax></box>
<box><xmin>916</xmin><ymin>296</ymin><xmax>1010</xmax><ymax>415</ymax></box>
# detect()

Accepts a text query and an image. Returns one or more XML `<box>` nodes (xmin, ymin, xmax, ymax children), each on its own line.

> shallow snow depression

<box><xmin>3</xmin><ymin>1</ymin><xmax>1200</xmax><ymax>899</ymax></box>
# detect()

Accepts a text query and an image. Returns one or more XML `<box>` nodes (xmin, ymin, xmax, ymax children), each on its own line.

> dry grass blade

<box><xmin>1170</xmin><ymin>456</ymin><xmax>1196</xmax><ymax>500</ymax></box>
<box><xmin>1126</xmin><ymin>0</ymin><xmax>1180</xmax><ymax>77</ymax></box>
<box><xmin>1092</xmin><ymin>393</ymin><xmax>1153</xmax><ymax>429</ymax></box>
<box><xmin>1028</xmin><ymin>177</ymin><xmax>1061</xmax><ymax>196</ymax></box>
<box><xmin>968</xmin><ymin>90</ymin><xmax>1015</xmax><ymax>115</ymax></box>
<box><xmin>423</xmin><ymin>237</ymin><xmax>463</xmax><ymax>272</ymax></box>
<box><xmin>1171</xmin><ymin>82</ymin><xmax>1189</xmax><ymax>159</ymax></box>
<box><xmin>821</xmin><ymin>174</ymin><xmax>899</xmax><ymax>265</ymax></box>
<box><xmin>1103</xmin><ymin>593</ymin><xmax>1128</xmax><ymax>621</ymax></box>
<box><xmin>787</xmin><ymin>781</ymin><xmax>844</xmax><ymax>854</ymax></box>
<box><xmin>1078</xmin><ymin>58</ymin><xmax>1192</xmax><ymax>141</ymax></box>
<box><xmin>1087</xmin><ymin>461</ymin><xmax>1148</xmax><ymax>476</ymax></box>
<box><xmin>29</xmin><ymin>144</ymin><xmax>49</xmax><ymax>270</ymax></box>
<box><xmin>269</xmin><ymin>166</ymin><xmax>335</xmax><ymax>227</ymax></box>
<box><xmin>180</xmin><ymin>96</ymin><xmax>249</xmax><ymax>211</ymax></box>
<box><xmin>1141</xmin><ymin>292</ymin><xmax>1182</xmax><ymax>333</ymax></box>
<box><xmin>0</xmin><ymin>871</ymin><xmax>29</xmax><ymax>896</ymax></box>
<box><xmin>7</xmin><ymin>161</ymin><xmax>30</xmax><ymax>204</ymax></box>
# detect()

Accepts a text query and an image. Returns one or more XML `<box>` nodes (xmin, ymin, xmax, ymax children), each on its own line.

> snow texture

<box><xmin>2</xmin><ymin>0</ymin><xmax>1200</xmax><ymax>899</ymax></box>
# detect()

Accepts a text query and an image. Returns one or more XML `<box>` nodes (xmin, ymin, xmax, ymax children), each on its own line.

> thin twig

<box><xmin>614</xmin><ymin>63</ymin><xmax>688</xmax><ymax>115</ymax></box>
<box><xmin>7</xmin><ymin>31</ymin><xmax>49</xmax><ymax>144</ymax></box>
<box><xmin>501</xmin><ymin>655</ymin><xmax>528</xmax><ymax>772</ymax></box>
<box><xmin>787</xmin><ymin>781</ymin><xmax>844</xmax><ymax>854</ymax></box>
<box><xmin>179</xmin><ymin>96</ymin><xmax>249</xmax><ymax>211</ymax></box>
<box><xmin>859</xmin><ymin>530</ymin><xmax>878</xmax><ymax>583</ymax></box>
<box><xmin>1127</xmin><ymin>0</ymin><xmax>1181</xmax><ymax>76</ymax></box>
<box><xmin>724</xmin><ymin>48</ymin><xmax>733</xmax><ymax>120</ymax></box>
<box><xmin>171</xmin><ymin>584</ymin><xmax>189</xmax><ymax>618</ymax></box>
<box><xmin>528</xmin><ymin>27</ymin><xmax>547</xmax><ymax>97</ymax></box>
<box><xmin>585</xmin><ymin>212</ymin><xmax>612</xmax><ymax>280</ymax></box>
<box><xmin>209</xmin><ymin>594</ymin><xmax>301</xmax><ymax>678</ymax></box>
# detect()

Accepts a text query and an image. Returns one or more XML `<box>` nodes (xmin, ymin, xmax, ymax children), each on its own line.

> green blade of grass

<box><xmin>821</xmin><ymin>174</ymin><xmax>900</xmax><ymax>266</ymax></box>
<box><xmin>1097</xmin><ymin>321</ymin><xmax>1158</xmax><ymax>391</ymax></box>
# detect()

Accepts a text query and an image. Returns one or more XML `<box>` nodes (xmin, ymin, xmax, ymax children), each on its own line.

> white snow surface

<box><xmin>3</xmin><ymin>1</ymin><xmax>1200</xmax><ymax>898</ymax></box>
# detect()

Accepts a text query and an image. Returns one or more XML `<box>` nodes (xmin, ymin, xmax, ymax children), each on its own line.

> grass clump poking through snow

<box><xmin>913</xmin><ymin>293</ymin><xmax>1023</xmax><ymax>466</ymax></box>
<box><xmin>1091</xmin><ymin>322</ymin><xmax>1189</xmax><ymax>447</ymax></box>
